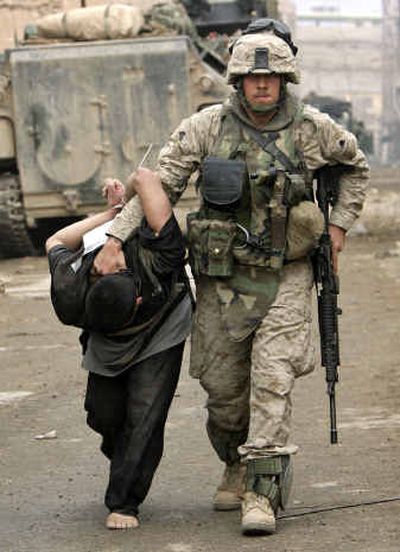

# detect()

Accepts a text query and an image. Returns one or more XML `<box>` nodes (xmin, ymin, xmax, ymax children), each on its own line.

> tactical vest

<box><xmin>186</xmin><ymin>103</ymin><xmax>313</xmax><ymax>341</ymax></box>
<box><xmin>187</xmin><ymin>104</ymin><xmax>312</xmax><ymax>276</ymax></box>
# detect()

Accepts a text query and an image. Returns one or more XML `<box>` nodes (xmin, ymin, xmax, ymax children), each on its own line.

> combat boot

<box><xmin>241</xmin><ymin>491</ymin><xmax>276</xmax><ymax>535</ymax></box>
<box><xmin>213</xmin><ymin>462</ymin><xmax>246</xmax><ymax>511</ymax></box>
<box><xmin>241</xmin><ymin>455</ymin><xmax>292</xmax><ymax>536</ymax></box>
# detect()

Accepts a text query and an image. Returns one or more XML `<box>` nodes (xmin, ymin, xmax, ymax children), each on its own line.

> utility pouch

<box><xmin>186</xmin><ymin>212</ymin><xmax>236</xmax><ymax>277</ymax></box>
<box><xmin>284</xmin><ymin>173</ymin><xmax>307</xmax><ymax>207</ymax></box>
<box><xmin>201</xmin><ymin>156</ymin><xmax>246</xmax><ymax>210</ymax></box>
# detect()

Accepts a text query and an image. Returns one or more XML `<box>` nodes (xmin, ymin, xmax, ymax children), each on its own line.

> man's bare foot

<box><xmin>105</xmin><ymin>512</ymin><xmax>139</xmax><ymax>530</ymax></box>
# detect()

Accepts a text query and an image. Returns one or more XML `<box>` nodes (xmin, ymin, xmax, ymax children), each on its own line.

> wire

<box><xmin>279</xmin><ymin>496</ymin><xmax>400</xmax><ymax>520</ymax></box>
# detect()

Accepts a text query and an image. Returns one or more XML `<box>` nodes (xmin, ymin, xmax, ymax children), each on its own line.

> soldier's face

<box><xmin>242</xmin><ymin>73</ymin><xmax>281</xmax><ymax>109</ymax></box>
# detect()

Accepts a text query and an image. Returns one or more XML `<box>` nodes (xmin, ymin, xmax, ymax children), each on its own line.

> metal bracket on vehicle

<box><xmin>63</xmin><ymin>190</ymin><xmax>80</xmax><ymax>212</ymax></box>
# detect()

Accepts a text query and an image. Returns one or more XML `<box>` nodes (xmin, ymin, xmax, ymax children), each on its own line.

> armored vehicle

<box><xmin>0</xmin><ymin>1</ymin><xmax>280</xmax><ymax>258</ymax></box>
<box><xmin>185</xmin><ymin>0</ymin><xmax>275</xmax><ymax>35</ymax></box>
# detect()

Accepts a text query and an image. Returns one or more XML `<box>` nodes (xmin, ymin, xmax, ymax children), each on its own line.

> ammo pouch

<box><xmin>200</xmin><ymin>156</ymin><xmax>246</xmax><ymax>210</ymax></box>
<box><xmin>186</xmin><ymin>212</ymin><xmax>236</xmax><ymax>277</ymax></box>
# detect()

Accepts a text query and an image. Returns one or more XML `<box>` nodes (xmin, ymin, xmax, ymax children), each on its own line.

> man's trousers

<box><xmin>84</xmin><ymin>342</ymin><xmax>184</xmax><ymax>516</ymax></box>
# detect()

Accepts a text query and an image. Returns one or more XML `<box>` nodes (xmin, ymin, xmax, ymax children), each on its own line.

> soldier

<box><xmin>94</xmin><ymin>19</ymin><xmax>369</xmax><ymax>535</ymax></box>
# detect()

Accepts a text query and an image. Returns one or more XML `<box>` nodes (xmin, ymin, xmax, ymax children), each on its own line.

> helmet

<box><xmin>227</xmin><ymin>31</ymin><xmax>300</xmax><ymax>85</ymax></box>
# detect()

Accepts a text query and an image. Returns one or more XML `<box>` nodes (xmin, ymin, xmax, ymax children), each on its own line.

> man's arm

<box><xmin>45</xmin><ymin>178</ymin><xmax>126</xmax><ymax>253</ymax></box>
<box><xmin>45</xmin><ymin>209</ymin><xmax>119</xmax><ymax>253</ymax></box>
<box><xmin>127</xmin><ymin>168</ymin><xmax>172</xmax><ymax>233</ymax></box>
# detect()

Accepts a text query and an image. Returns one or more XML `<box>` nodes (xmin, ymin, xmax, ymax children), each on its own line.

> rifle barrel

<box><xmin>329</xmin><ymin>391</ymin><xmax>338</xmax><ymax>444</ymax></box>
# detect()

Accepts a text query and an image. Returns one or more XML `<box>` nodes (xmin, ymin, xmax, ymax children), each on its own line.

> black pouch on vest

<box><xmin>201</xmin><ymin>156</ymin><xmax>246</xmax><ymax>210</ymax></box>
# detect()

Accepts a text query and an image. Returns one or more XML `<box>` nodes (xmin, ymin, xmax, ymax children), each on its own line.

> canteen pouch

<box><xmin>200</xmin><ymin>156</ymin><xmax>246</xmax><ymax>209</ymax></box>
<box><xmin>284</xmin><ymin>173</ymin><xmax>307</xmax><ymax>206</ymax></box>
<box><xmin>186</xmin><ymin>212</ymin><xmax>236</xmax><ymax>277</ymax></box>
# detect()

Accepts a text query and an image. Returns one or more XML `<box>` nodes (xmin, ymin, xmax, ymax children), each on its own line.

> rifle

<box><xmin>313</xmin><ymin>165</ymin><xmax>343</xmax><ymax>445</ymax></box>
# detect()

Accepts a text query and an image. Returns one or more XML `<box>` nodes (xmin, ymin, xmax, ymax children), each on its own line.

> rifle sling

<box><xmin>236</xmin><ymin>119</ymin><xmax>298</xmax><ymax>173</ymax></box>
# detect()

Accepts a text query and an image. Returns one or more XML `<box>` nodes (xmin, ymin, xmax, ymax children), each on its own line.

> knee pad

<box><xmin>246</xmin><ymin>455</ymin><xmax>293</xmax><ymax>512</ymax></box>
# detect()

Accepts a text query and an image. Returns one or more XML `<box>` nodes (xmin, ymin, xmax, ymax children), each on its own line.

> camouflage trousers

<box><xmin>190</xmin><ymin>260</ymin><xmax>316</xmax><ymax>464</ymax></box>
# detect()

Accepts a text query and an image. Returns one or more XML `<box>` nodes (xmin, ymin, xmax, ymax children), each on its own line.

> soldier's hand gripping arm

<box><xmin>93</xmin><ymin>107</ymin><xmax>220</xmax><ymax>275</ymax></box>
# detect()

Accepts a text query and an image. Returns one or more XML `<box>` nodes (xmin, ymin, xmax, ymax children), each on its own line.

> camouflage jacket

<box><xmin>110</xmin><ymin>91</ymin><xmax>369</xmax><ymax>242</ymax></box>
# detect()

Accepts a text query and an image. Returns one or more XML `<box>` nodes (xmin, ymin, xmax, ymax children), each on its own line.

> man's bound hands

<box><xmin>102</xmin><ymin>178</ymin><xmax>125</xmax><ymax>209</ymax></box>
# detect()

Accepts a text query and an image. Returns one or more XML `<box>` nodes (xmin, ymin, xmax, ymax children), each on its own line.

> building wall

<box><xmin>278</xmin><ymin>0</ymin><xmax>296</xmax><ymax>29</ymax></box>
<box><xmin>294</xmin><ymin>14</ymin><xmax>383</xmax><ymax>163</ymax></box>
<box><xmin>381</xmin><ymin>0</ymin><xmax>400</xmax><ymax>165</ymax></box>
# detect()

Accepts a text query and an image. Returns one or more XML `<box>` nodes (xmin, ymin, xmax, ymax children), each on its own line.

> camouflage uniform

<box><xmin>109</xmin><ymin>27</ymin><xmax>369</xmax><ymax>514</ymax></box>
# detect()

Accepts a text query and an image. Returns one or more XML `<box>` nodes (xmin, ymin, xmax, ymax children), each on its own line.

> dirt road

<box><xmin>0</xmin><ymin>193</ymin><xmax>399</xmax><ymax>552</ymax></box>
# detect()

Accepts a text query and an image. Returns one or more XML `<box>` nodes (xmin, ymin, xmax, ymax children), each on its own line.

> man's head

<box><xmin>227</xmin><ymin>19</ymin><xmax>299</xmax><ymax>113</ymax></box>
<box><xmin>84</xmin><ymin>271</ymin><xmax>140</xmax><ymax>333</ymax></box>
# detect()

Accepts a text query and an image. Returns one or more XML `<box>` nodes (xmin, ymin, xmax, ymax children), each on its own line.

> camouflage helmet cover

<box><xmin>227</xmin><ymin>32</ymin><xmax>300</xmax><ymax>84</ymax></box>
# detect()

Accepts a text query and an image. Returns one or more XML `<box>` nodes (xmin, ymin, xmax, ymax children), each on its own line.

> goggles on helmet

<box><xmin>240</xmin><ymin>18</ymin><xmax>298</xmax><ymax>57</ymax></box>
